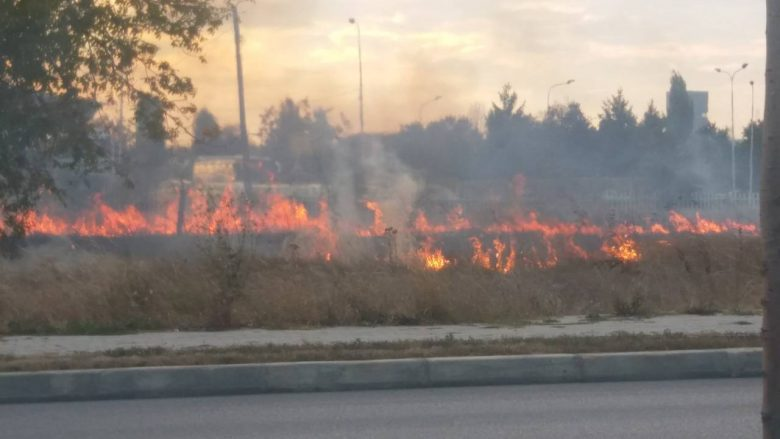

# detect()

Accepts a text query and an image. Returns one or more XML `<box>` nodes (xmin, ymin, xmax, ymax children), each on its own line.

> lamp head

<box><xmin>349</xmin><ymin>17</ymin><xmax>356</xmax><ymax>24</ymax></box>
<box><xmin>742</xmin><ymin>63</ymin><xmax>749</xmax><ymax>69</ymax></box>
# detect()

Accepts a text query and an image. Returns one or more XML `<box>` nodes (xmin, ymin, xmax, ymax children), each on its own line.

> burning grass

<box><xmin>0</xmin><ymin>234</ymin><xmax>763</xmax><ymax>335</ymax></box>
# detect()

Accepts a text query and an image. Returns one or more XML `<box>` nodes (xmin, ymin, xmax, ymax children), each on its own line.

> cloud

<box><xmin>151</xmin><ymin>0</ymin><xmax>766</xmax><ymax>141</ymax></box>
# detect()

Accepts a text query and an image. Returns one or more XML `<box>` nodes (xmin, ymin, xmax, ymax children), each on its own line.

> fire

<box><xmin>418</xmin><ymin>237</ymin><xmax>451</xmax><ymax>271</ymax></box>
<box><xmin>470</xmin><ymin>237</ymin><xmax>492</xmax><ymax>269</ymax></box>
<box><xmin>650</xmin><ymin>223</ymin><xmax>670</xmax><ymax>235</ymax></box>
<box><xmin>11</xmin><ymin>178</ymin><xmax>761</xmax><ymax>270</ymax></box>
<box><xmin>469</xmin><ymin>237</ymin><xmax>516</xmax><ymax>273</ymax></box>
<box><xmin>414</xmin><ymin>205</ymin><xmax>472</xmax><ymax>234</ymax></box>
<box><xmin>359</xmin><ymin>201</ymin><xmax>386</xmax><ymax>237</ymax></box>
<box><xmin>668</xmin><ymin>210</ymin><xmax>757</xmax><ymax>235</ymax></box>
<box><xmin>602</xmin><ymin>235</ymin><xmax>641</xmax><ymax>263</ymax></box>
<box><xmin>19</xmin><ymin>184</ymin><xmax>337</xmax><ymax>257</ymax></box>
<box><xmin>493</xmin><ymin>238</ymin><xmax>516</xmax><ymax>274</ymax></box>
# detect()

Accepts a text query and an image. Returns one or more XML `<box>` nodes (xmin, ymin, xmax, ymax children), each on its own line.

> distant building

<box><xmin>666</xmin><ymin>90</ymin><xmax>709</xmax><ymax>131</ymax></box>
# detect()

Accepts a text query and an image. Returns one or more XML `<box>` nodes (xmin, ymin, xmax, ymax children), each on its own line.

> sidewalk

<box><xmin>1</xmin><ymin>314</ymin><xmax>760</xmax><ymax>357</ymax></box>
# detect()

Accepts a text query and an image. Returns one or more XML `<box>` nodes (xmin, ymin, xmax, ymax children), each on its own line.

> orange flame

<box><xmin>602</xmin><ymin>235</ymin><xmax>641</xmax><ymax>263</ymax></box>
<box><xmin>359</xmin><ymin>201</ymin><xmax>386</xmax><ymax>237</ymax></box>
<box><xmin>470</xmin><ymin>237</ymin><xmax>516</xmax><ymax>273</ymax></box>
<box><xmin>414</xmin><ymin>205</ymin><xmax>472</xmax><ymax>234</ymax></box>
<box><xmin>417</xmin><ymin>237</ymin><xmax>451</xmax><ymax>271</ymax></box>
<box><xmin>469</xmin><ymin>237</ymin><xmax>492</xmax><ymax>270</ymax></box>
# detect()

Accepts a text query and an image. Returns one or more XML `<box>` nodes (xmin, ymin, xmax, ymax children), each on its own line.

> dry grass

<box><xmin>0</xmin><ymin>234</ymin><xmax>764</xmax><ymax>335</ymax></box>
<box><xmin>0</xmin><ymin>332</ymin><xmax>761</xmax><ymax>373</ymax></box>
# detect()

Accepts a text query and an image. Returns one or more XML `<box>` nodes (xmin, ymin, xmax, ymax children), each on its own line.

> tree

<box><xmin>667</xmin><ymin>71</ymin><xmax>694</xmax><ymax>145</ymax></box>
<box><xmin>739</xmin><ymin>121</ymin><xmax>764</xmax><ymax>192</ymax></box>
<box><xmin>0</xmin><ymin>0</ymin><xmax>226</xmax><ymax>240</ymax></box>
<box><xmin>260</xmin><ymin>98</ymin><xmax>340</xmax><ymax>182</ymax></box>
<box><xmin>386</xmin><ymin>116</ymin><xmax>483</xmax><ymax>185</ymax></box>
<box><xmin>598</xmin><ymin>89</ymin><xmax>638</xmax><ymax>175</ymax></box>
<box><xmin>135</xmin><ymin>92</ymin><xmax>166</xmax><ymax>153</ymax></box>
<box><xmin>192</xmin><ymin>108</ymin><xmax>222</xmax><ymax>153</ymax></box>
<box><xmin>763</xmin><ymin>1</ymin><xmax>780</xmax><ymax>436</ymax></box>
<box><xmin>486</xmin><ymin>84</ymin><xmax>534</xmax><ymax>150</ymax></box>
<box><xmin>599</xmin><ymin>89</ymin><xmax>637</xmax><ymax>135</ymax></box>
<box><xmin>542</xmin><ymin>103</ymin><xmax>597</xmax><ymax>177</ymax></box>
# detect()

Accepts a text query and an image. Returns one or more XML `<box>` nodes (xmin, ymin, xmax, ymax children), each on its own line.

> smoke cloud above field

<box><xmin>156</xmin><ymin>0</ymin><xmax>765</xmax><ymax>139</ymax></box>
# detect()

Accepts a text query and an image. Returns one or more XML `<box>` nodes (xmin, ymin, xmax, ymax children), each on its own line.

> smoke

<box><xmin>326</xmin><ymin>136</ymin><xmax>423</xmax><ymax>259</ymax></box>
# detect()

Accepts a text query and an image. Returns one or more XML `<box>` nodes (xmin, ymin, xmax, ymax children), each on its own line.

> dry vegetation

<box><xmin>0</xmin><ymin>333</ymin><xmax>761</xmax><ymax>373</ymax></box>
<box><xmin>0</xmin><ymin>234</ymin><xmax>764</xmax><ymax>335</ymax></box>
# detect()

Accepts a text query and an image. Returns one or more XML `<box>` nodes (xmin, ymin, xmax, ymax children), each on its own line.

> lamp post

<box><xmin>348</xmin><ymin>17</ymin><xmax>364</xmax><ymax>134</ymax></box>
<box><xmin>715</xmin><ymin>62</ymin><xmax>748</xmax><ymax>193</ymax></box>
<box><xmin>750</xmin><ymin>80</ymin><xmax>756</xmax><ymax>195</ymax></box>
<box><xmin>547</xmin><ymin>79</ymin><xmax>575</xmax><ymax>111</ymax></box>
<box><xmin>418</xmin><ymin>95</ymin><xmax>442</xmax><ymax>124</ymax></box>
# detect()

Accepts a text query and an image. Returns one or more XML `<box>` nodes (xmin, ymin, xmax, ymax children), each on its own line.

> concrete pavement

<box><xmin>0</xmin><ymin>378</ymin><xmax>761</xmax><ymax>438</ymax></box>
<box><xmin>0</xmin><ymin>348</ymin><xmax>761</xmax><ymax>404</ymax></box>
<box><xmin>0</xmin><ymin>314</ymin><xmax>761</xmax><ymax>357</ymax></box>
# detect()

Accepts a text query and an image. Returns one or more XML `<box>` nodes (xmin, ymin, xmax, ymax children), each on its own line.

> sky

<box><xmin>157</xmin><ymin>0</ymin><xmax>766</xmax><ymax>142</ymax></box>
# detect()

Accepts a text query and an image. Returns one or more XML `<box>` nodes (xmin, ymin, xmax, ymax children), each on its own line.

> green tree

<box><xmin>598</xmin><ymin>89</ymin><xmax>638</xmax><ymax>175</ymax></box>
<box><xmin>667</xmin><ymin>71</ymin><xmax>694</xmax><ymax>145</ymax></box>
<box><xmin>639</xmin><ymin>101</ymin><xmax>666</xmax><ymax>147</ymax></box>
<box><xmin>387</xmin><ymin>116</ymin><xmax>483</xmax><ymax>185</ymax></box>
<box><xmin>0</xmin><ymin>0</ymin><xmax>226</xmax><ymax>240</ymax></box>
<box><xmin>599</xmin><ymin>89</ymin><xmax>637</xmax><ymax>135</ymax></box>
<box><xmin>135</xmin><ymin>92</ymin><xmax>166</xmax><ymax>153</ymax></box>
<box><xmin>739</xmin><ymin>120</ymin><xmax>764</xmax><ymax>193</ymax></box>
<box><xmin>486</xmin><ymin>84</ymin><xmax>534</xmax><ymax>150</ymax></box>
<box><xmin>260</xmin><ymin>99</ymin><xmax>340</xmax><ymax>182</ymax></box>
<box><xmin>193</xmin><ymin>108</ymin><xmax>222</xmax><ymax>153</ymax></box>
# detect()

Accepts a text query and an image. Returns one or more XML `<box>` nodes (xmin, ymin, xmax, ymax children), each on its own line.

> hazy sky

<box><xmin>161</xmin><ymin>0</ymin><xmax>766</xmax><ymax>141</ymax></box>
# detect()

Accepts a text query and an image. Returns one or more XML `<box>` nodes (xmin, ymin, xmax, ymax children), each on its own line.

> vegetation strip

<box><xmin>0</xmin><ymin>332</ymin><xmax>760</xmax><ymax>373</ymax></box>
<box><xmin>1</xmin><ymin>234</ymin><xmax>763</xmax><ymax>335</ymax></box>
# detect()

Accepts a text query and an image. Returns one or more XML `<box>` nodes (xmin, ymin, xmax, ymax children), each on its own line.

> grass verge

<box><xmin>0</xmin><ymin>234</ymin><xmax>764</xmax><ymax>335</ymax></box>
<box><xmin>0</xmin><ymin>332</ymin><xmax>761</xmax><ymax>373</ymax></box>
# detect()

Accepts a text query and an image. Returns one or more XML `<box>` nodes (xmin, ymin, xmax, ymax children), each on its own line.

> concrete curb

<box><xmin>0</xmin><ymin>348</ymin><xmax>762</xmax><ymax>404</ymax></box>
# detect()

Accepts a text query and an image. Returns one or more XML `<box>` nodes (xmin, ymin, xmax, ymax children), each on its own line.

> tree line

<box><xmin>190</xmin><ymin>71</ymin><xmax>762</xmax><ymax>207</ymax></box>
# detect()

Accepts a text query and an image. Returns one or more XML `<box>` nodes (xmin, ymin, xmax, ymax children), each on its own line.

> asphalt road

<box><xmin>1</xmin><ymin>378</ymin><xmax>761</xmax><ymax>439</ymax></box>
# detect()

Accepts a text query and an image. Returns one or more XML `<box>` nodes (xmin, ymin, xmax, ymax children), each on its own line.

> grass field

<box><xmin>0</xmin><ymin>234</ymin><xmax>763</xmax><ymax>335</ymax></box>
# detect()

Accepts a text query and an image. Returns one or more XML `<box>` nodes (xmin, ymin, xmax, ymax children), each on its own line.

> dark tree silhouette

<box><xmin>0</xmin><ymin>0</ymin><xmax>225</xmax><ymax>239</ymax></box>
<box><xmin>667</xmin><ymin>71</ymin><xmax>694</xmax><ymax>145</ymax></box>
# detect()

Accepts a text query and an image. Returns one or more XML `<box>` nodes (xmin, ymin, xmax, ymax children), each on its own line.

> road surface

<box><xmin>1</xmin><ymin>378</ymin><xmax>760</xmax><ymax>439</ymax></box>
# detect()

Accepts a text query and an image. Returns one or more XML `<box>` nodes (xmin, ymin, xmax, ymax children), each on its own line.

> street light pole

<box><xmin>348</xmin><ymin>18</ymin><xmax>364</xmax><ymax>134</ymax></box>
<box><xmin>418</xmin><ymin>95</ymin><xmax>442</xmax><ymax>124</ymax></box>
<box><xmin>750</xmin><ymin>80</ymin><xmax>756</xmax><ymax>195</ymax></box>
<box><xmin>547</xmin><ymin>79</ymin><xmax>575</xmax><ymax>112</ymax></box>
<box><xmin>715</xmin><ymin>63</ymin><xmax>748</xmax><ymax>193</ymax></box>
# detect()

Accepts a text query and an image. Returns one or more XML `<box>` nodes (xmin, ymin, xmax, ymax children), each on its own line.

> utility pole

<box><xmin>751</xmin><ymin>80</ymin><xmax>756</xmax><ymax>195</ymax></box>
<box><xmin>348</xmin><ymin>18</ymin><xmax>364</xmax><ymax>134</ymax></box>
<box><xmin>715</xmin><ymin>63</ymin><xmax>748</xmax><ymax>193</ymax></box>
<box><xmin>763</xmin><ymin>1</ymin><xmax>780</xmax><ymax>436</ymax></box>
<box><xmin>231</xmin><ymin>2</ymin><xmax>252</xmax><ymax>198</ymax></box>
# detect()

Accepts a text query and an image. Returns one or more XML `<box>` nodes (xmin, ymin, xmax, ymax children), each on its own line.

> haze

<box><xmin>158</xmin><ymin>0</ymin><xmax>766</xmax><ymax>139</ymax></box>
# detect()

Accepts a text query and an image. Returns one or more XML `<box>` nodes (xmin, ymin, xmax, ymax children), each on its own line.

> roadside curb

<box><xmin>0</xmin><ymin>348</ymin><xmax>762</xmax><ymax>404</ymax></box>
